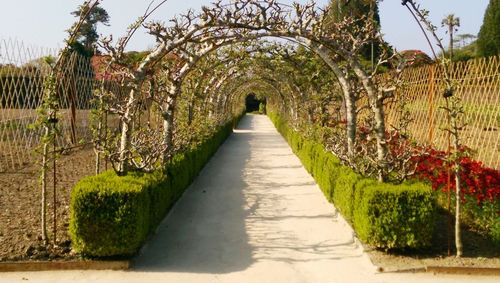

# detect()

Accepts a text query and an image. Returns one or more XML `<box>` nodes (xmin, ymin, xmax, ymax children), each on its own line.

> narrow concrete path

<box><xmin>1</xmin><ymin>115</ymin><xmax>497</xmax><ymax>282</ymax></box>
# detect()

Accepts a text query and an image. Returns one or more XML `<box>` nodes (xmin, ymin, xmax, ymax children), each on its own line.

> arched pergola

<box><xmin>94</xmin><ymin>0</ymin><xmax>399</xmax><ymax>180</ymax></box>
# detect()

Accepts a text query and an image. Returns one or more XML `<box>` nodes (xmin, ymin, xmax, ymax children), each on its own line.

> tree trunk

<box><xmin>312</xmin><ymin>44</ymin><xmax>357</xmax><ymax>155</ymax></box>
<box><xmin>117</xmin><ymin>88</ymin><xmax>138</xmax><ymax>174</ymax></box>
<box><xmin>41</xmin><ymin>127</ymin><xmax>49</xmax><ymax>245</ymax></box>
<box><xmin>161</xmin><ymin>83</ymin><xmax>180</xmax><ymax>163</ymax></box>
<box><xmin>370</xmin><ymin>92</ymin><xmax>388</xmax><ymax>182</ymax></box>
<box><xmin>187</xmin><ymin>96</ymin><xmax>195</xmax><ymax>126</ymax></box>
<box><xmin>162</xmin><ymin>103</ymin><xmax>175</xmax><ymax>162</ymax></box>
<box><xmin>208</xmin><ymin>93</ymin><xmax>215</xmax><ymax>119</ymax></box>
<box><xmin>345</xmin><ymin>92</ymin><xmax>357</xmax><ymax>156</ymax></box>
<box><xmin>350</xmin><ymin>61</ymin><xmax>388</xmax><ymax>181</ymax></box>
<box><xmin>451</xmin><ymin>106</ymin><xmax>463</xmax><ymax>257</ymax></box>
<box><xmin>455</xmin><ymin>169</ymin><xmax>463</xmax><ymax>257</ymax></box>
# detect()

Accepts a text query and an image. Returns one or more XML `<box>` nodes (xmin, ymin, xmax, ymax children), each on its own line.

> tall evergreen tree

<box><xmin>327</xmin><ymin>0</ymin><xmax>381</xmax><ymax>25</ymax></box>
<box><xmin>477</xmin><ymin>0</ymin><xmax>499</xmax><ymax>57</ymax></box>
<box><xmin>325</xmin><ymin>0</ymin><xmax>383</xmax><ymax>62</ymax></box>
<box><xmin>71</xmin><ymin>3</ymin><xmax>110</xmax><ymax>56</ymax></box>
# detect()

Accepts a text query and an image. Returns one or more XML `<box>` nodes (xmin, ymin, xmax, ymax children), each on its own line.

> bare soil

<box><xmin>0</xmin><ymin>146</ymin><xmax>103</xmax><ymax>262</ymax></box>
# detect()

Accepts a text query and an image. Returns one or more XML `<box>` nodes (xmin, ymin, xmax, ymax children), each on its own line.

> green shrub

<box><xmin>354</xmin><ymin>182</ymin><xmax>435</xmax><ymax>249</ymax></box>
<box><xmin>259</xmin><ymin>103</ymin><xmax>266</xmax><ymax>114</ymax></box>
<box><xmin>436</xmin><ymin>193</ymin><xmax>500</xmax><ymax>248</ymax></box>
<box><xmin>70</xmin><ymin>116</ymin><xmax>240</xmax><ymax>257</ymax></box>
<box><xmin>70</xmin><ymin>171</ymin><xmax>155</xmax><ymax>256</ymax></box>
<box><xmin>333</xmin><ymin>169</ymin><xmax>361</xmax><ymax>223</ymax></box>
<box><xmin>492</xmin><ymin>217</ymin><xmax>500</xmax><ymax>246</ymax></box>
<box><xmin>268</xmin><ymin>111</ymin><xmax>436</xmax><ymax>250</ymax></box>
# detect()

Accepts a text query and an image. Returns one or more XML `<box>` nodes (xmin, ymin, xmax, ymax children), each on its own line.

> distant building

<box><xmin>91</xmin><ymin>55</ymin><xmax>117</xmax><ymax>81</ymax></box>
<box><xmin>399</xmin><ymin>50</ymin><xmax>434</xmax><ymax>67</ymax></box>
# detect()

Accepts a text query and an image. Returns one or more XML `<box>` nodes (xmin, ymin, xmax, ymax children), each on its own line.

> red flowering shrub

<box><xmin>413</xmin><ymin>147</ymin><xmax>500</xmax><ymax>208</ymax></box>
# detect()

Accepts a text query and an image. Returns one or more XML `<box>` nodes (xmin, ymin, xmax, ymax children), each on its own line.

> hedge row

<box><xmin>269</xmin><ymin>112</ymin><xmax>436</xmax><ymax>249</ymax></box>
<box><xmin>69</xmin><ymin>116</ymin><xmax>242</xmax><ymax>257</ymax></box>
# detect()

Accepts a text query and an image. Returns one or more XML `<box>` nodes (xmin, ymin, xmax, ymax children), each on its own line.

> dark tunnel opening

<box><xmin>245</xmin><ymin>93</ymin><xmax>266</xmax><ymax>113</ymax></box>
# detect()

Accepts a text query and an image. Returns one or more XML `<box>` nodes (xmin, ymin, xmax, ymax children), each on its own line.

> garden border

<box><xmin>375</xmin><ymin>264</ymin><xmax>500</xmax><ymax>276</ymax></box>
<box><xmin>0</xmin><ymin>260</ymin><xmax>130</xmax><ymax>272</ymax></box>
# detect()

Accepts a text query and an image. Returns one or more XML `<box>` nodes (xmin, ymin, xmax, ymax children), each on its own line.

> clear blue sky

<box><xmin>0</xmin><ymin>0</ymin><xmax>489</xmax><ymax>56</ymax></box>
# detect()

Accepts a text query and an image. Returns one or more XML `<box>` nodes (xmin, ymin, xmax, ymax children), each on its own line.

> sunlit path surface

<box><xmin>1</xmin><ymin>115</ymin><xmax>497</xmax><ymax>283</ymax></box>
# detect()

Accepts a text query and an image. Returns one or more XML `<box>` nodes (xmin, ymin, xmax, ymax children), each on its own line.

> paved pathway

<box><xmin>1</xmin><ymin>115</ymin><xmax>497</xmax><ymax>282</ymax></box>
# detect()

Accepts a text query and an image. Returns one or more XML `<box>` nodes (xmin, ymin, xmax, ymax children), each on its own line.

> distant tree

<box><xmin>70</xmin><ymin>2</ymin><xmax>110</xmax><ymax>56</ymax></box>
<box><xmin>477</xmin><ymin>0</ymin><xmax>499</xmax><ymax>57</ymax></box>
<box><xmin>440</xmin><ymin>41</ymin><xmax>478</xmax><ymax>62</ymax></box>
<box><xmin>454</xmin><ymin>33</ymin><xmax>477</xmax><ymax>48</ymax></box>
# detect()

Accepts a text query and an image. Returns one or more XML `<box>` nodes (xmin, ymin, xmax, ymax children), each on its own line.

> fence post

<box><xmin>69</xmin><ymin>54</ymin><xmax>78</xmax><ymax>145</ymax></box>
<box><xmin>427</xmin><ymin>65</ymin><xmax>436</xmax><ymax>145</ymax></box>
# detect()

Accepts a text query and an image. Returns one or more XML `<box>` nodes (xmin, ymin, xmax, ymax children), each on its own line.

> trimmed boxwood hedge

<box><xmin>269</xmin><ymin>112</ymin><xmax>436</xmax><ymax>249</ymax></box>
<box><xmin>70</xmin><ymin>115</ymin><xmax>242</xmax><ymax>257</ymax></box>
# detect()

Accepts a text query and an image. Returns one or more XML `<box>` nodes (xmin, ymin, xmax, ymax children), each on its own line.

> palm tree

<box><xmin>442</xmin><ymin>14</ymin><xmax>461</xmax><ymax>59</ymax></box>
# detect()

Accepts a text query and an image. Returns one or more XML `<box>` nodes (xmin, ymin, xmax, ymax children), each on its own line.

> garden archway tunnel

<box><xmin>89</xmin><ymin>0</ymin><xmax>394</xmax><ymax>176</ymax></box>
<box><xmin>12</xmin><ymin>0</ymin><xmax>494</xmax><ymax>274</ymax></box>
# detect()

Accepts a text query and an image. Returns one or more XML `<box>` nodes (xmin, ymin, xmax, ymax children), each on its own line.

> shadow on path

<box><xmin>133</xmin><ymin>115</ymin><xmax>364</xmax><ymax>276</ymax></box>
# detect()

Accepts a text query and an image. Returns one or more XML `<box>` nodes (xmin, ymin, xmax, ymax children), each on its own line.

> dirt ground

<box><xmin>0</xmin><ymin>146</ymin><xmax>104</xmax><ymax>262</ymax></box>
<box><xmin>0</xmin><ymin>145</ymin><xmax>498</xmax><ymax>270</ymax></box>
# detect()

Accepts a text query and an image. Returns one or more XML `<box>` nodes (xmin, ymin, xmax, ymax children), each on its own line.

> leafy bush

<box><xmin>70</xmin><ymin>171</ymin><xmax>157</xmax><ymax>256</ymax></box>
<box><xmin>354</xmin><ymin>182</ymin><xmax>435</xmax><ymax>249</ymax></box>
<box><xmin>269</xmin><ymin>111</ymin><xmax>436</xmax><ymax>249</ymax></box>
<box><xmin>492</xmin><ymin>218</ymin><xmax>500</xmax><ymax>246</ymax></box>
<box><xmin>259</xmin><ymin>102</ymin><xmax>266</xmax><ymax>114</ymax></box>
<box><xmin>70</xmin><ymin>116</ymin><xmax>241</xmax><ymax>257</ymax></box>
<box><xmin>333</xmin><ymin>170</ymin><xmax>361</xmax><ymax>222</ymax></box>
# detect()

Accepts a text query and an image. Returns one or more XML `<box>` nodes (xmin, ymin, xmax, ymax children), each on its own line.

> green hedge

<box><xmin>268</xmin><ymin>112</ymin><xmax>436</xmax><ymax>249</ymax></box>
<box><xmin>70</xmin><ymin>115</ymin><xmax>242</xmax><ymax>257</ymax></box>
<box><xmin>354</xmin><ymin>182</ymin><xmax>435</xmax><ymax>249</ymax></box>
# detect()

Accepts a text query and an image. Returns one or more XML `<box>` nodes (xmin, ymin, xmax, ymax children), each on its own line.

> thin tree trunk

<box><xmin>345</xmin><ymin>92</ymin><xmax>357</xmax><ymax>156</ymax></box>
<box><xmin>455</xmin><ymin>169</ymin><xmax>463</xmax><ymax>257</ymax></box>
<box><xmin>370</xmin><ymin>95</ymin><xmax>388</xmax><ymax>182</ymax></box>
<box><xmin>208</xmin><ymin>93</ymin><xmax>215</xmax><ymax>119</ymax></box>
<box><xmin>117</xmin><ymin>88</ymin><xmax>138</xmax><ymax>174</ymax></box>
<box><xmin>95</xmin><ymin>115</ymin><xmax>103</xmax><ymax>175</ymax></box>
<box><xmin>95</xmin><ymin>151</ymin><xmax>100</xmax><ymax>175</ymax></box>
<box><xmin>52</xmin><ymin>132</ymin><xmax>57</xmax><ymax>244</ymax></box>
<box><xmin>350</xmin><ymin>61</ymin><xmax>388</xmax><ymax>181</ymax></box>
<box><xmin>451</xmin><ymin>108</ymin><xmax>463</xmax><ymax>257</ymax></box>
<box><xmin>312</xmin><ymin>44</ymin><xmax>357</xmax><ymax>155</ymax></box>
<box><xmin>117</xmin><ymin>120</ymin><xmax>131</xmax><ymax>174</ymax></box>
<box><xmin>162</xmin><ymin>101</ymin><xmax>176</xmax><ymax>162</ymax></box>
<box><xmin>187</xmin><ymin>96</ymin><xmax>195</xmax><ymax>126</ymax></box>
<box><xmin>162</xmin><ymin>84</ymin><xmax>179</xmax><ymax>162</ymax></box>
<box><xmin>41</xmin><ymin>127</ymin><xmax>49</xmax><ymax>245</ymax></box>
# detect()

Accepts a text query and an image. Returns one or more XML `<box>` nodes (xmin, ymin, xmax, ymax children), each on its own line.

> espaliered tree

<box><xmin>89</xmin><ymin>0</ymin><xmax>408</xmax><ymax>184</ymax></box>
<box><xmin>36</xmin><ymin>0</ymin><xmax>102</xmax><ymax>245</ymax></box>
<box><xmin>202</xmin><ymin>0</ymin><xmax>405</xmax><ymax>180</ymax></box>
<box><xmin>402</xmin><ymin>0</ymin><xmax>468</xmax><ymax>257</ymax></box>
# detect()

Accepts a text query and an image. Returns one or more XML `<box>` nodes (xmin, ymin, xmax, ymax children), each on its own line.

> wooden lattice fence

<box><xmin>381</xmin><ymin>56</ymin><xmax>499</xmax><ymax>169</ymax></box>
<box><xmin>0</xmin><ymin>39</ymin><xmax>124</xmax><ymax>172</ymax></box>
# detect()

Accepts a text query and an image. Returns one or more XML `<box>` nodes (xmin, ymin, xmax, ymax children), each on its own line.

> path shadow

<box><xmin>132</xmin><ymin>115</ymin><xmax>364</xmax><ymax>275</ymax></box>
<box><xmin>133</xmin><ymin>116</ymin><xmax>255</xmax><ymax>274</ymax></box>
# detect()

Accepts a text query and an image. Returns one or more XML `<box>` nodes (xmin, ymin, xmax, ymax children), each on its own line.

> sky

<box><xmin>0</xmin><ymin>0</ymin><xmax>490</xmax><ymax>57</ymax></box>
